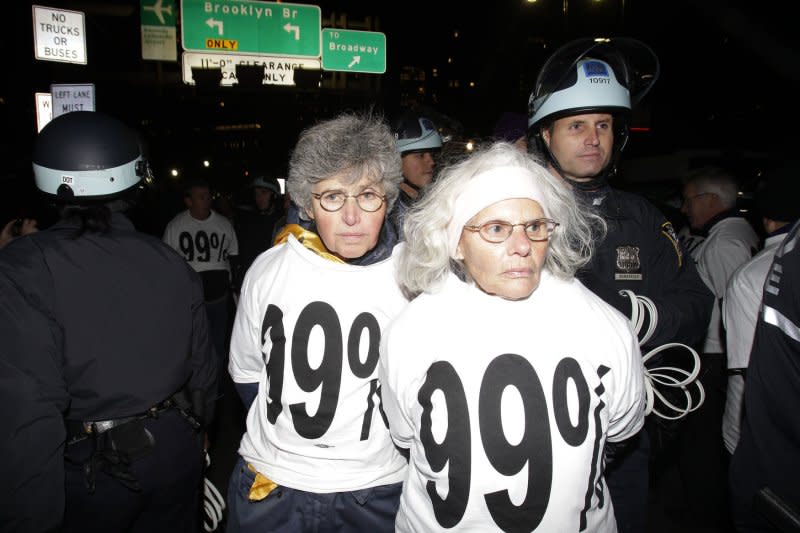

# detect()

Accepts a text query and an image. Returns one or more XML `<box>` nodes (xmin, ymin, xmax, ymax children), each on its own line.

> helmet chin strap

<box><xmin>403</xmin><ymin>177</ymin><xmax>422</xmax><ymax>193</ymax></box>
<box><xmin>564</xmin><ymin>167</ymin><xmax>612</xmax><ymax>192</ymax></box>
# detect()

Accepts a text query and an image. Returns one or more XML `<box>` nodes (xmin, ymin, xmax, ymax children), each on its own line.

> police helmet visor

<box><xmin>529</xmin><ymin>37</ymin><xmax>659</xmax><ymax>129</ymax></box>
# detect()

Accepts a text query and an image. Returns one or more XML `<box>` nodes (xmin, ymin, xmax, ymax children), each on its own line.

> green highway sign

<box><xmin>141</xmin><ymin>0</ymin><xmax>176</xmax><ymax>26</ymax></box>
<box><xmin>180</xmin><ymin>0</ymin><xmax>320</xmax><ymax>58</ymax></box>
<box><xmin>322</xmin><ymin>29</ymin><xmax>386</xmax><ymax>74</ymax></box>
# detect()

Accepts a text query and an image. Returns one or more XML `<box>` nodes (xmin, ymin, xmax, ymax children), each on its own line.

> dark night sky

<box><xmin>3</xmin><ymin>0</ymin><xmax>797</xmax><ymax>225</ymax></box>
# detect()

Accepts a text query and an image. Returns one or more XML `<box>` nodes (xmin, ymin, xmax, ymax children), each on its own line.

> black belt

<box><xmin>66</xmin><ymin>398</ymin><xmax>178</xmax><ymax>444</ymax></box>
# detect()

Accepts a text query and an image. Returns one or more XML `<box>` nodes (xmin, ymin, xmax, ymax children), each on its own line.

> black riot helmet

<box><xmin>391</xmin><ymin>110</ymin><xmax>443</xmax><ymax>156</ymax></box>
<box><xmin>32</xmin><ymin>111</ymin><xmax>152</xmax><ymax>203</ymax></box>
<box><xmin>527</xmin><ymin>38</ymin><xmax>659</xmax><ymax>188</ymax></box>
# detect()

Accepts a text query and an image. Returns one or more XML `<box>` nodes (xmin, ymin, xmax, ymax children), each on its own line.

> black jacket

<box><xmin>235</xmin><ymin>206</ymin><xmax>284</xmax><ymax>274</ymax></box>
<box><xmin>577</xmin><ymin>187</ymin><xmax>714</xmax><ymax>350</ymax></box>
<box><xmin>0</xmin><ymin>212</ymin><xmax>217</xmax><ymax>531</ymax></box>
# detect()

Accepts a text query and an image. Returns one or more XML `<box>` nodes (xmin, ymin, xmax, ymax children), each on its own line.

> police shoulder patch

<box><xmin>661</xmin><ymin>221</ymin><xmax>683</xmax><ymax>267</ymax></box>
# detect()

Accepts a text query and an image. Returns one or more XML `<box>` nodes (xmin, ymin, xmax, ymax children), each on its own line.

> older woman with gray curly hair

<box><xmin>227</xmin><ymin>112</ymin><xmax>409</xmax><ymax>533</ymax></box>
<box><xmin>278</xmin><ymin>111</ymin><xmax>403</xmax><ymax>264</ymax></box>
<box><xmin>380</xmin><ymin>142</ymin><xmax>646</xmax><ymax>532</ymax></box>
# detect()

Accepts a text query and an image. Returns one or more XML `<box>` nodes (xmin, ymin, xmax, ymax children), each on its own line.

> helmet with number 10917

<box><xmin>527</xmin><ymin>38</ymin><xmax>659</xmax><ymax>181</ymax></box>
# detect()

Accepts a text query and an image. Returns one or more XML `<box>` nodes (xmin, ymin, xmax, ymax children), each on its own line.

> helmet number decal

<box><xmin>583</xmin><ymin>60</ymin><xmax>610</xmax><ymax>81</ymax></box>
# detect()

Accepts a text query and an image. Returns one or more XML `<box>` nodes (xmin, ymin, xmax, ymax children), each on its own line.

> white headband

<box><xmin>447</xmin><ymin>166</ymin><xmax>550</xmax><ymax>256</ymax></box>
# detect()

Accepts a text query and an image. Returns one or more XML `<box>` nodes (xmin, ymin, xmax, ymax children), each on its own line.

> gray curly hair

<box><xmin>396</xmin><ymin>141</ymin><xmax>606</xmax><ymax>297</ymax></box>
<box><xmin>287</xmin><ymin>112</ymin><xmax>402</xmax><ymax>220</ymax></box>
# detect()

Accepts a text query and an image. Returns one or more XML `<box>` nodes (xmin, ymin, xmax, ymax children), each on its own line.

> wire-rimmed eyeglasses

<box><xmin>463</xmin><ymin>218</ymin><xmax>560</xmax><ymax>243</ymax></box>
<box><xmin>311</xmin><ymin>190</ymin><xmax>387</xmax><ymax>213</ymax></box>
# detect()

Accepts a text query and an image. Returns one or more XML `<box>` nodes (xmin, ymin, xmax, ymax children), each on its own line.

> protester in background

<box><xmin>527</xmin><ymin>37</ymin><xmax>713</xmax><ymax>533</ymax></box>
<box><xmin>163</xmin><ymin>180</ymin><xmax>239</xmax><ymax>368</ymax></box>
<box><xmin>233</xmin><ymin>174</ymin><xmax>284</xmax><ymax>287</ymax></box>
<box><xmin>381</xmin><ymin>142</ymin><xmax>644</xmax><ymax>532</ymax></box>
<box><xmin>676</xmin><ymin>165</ymin><xmax>758</xmax><ymax>529</ymax></box>
<box><xmin>0</xmin><ymin>111</ymin><xmax>217</xmax><ymax>532</ymax></box>
<box><xmin>226</xmin><ymin>112</ymin><xmax>407</xmax><ymax>532</ymax></box>
<box><xmin>722</xmin><ymin>162</ymin><xmax>800</xmax><ymax>456</ymax></box>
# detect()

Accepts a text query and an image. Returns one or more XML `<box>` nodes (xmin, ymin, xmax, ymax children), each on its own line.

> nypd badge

<box><xmin>615</xmin><ymin>245</ymin><xmax>642</xmax><ymax>280</ymax></box>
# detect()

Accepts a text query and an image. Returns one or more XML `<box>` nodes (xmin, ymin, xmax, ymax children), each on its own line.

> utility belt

<box><xmin>66</xmin><ymin>394</ymin><xmax>202</xmax><ymax>444</ymax></box>
<box><xmin>65</xmin><ymin>391</ymin><xmax>204</xmax><ymax>494</ymax></box>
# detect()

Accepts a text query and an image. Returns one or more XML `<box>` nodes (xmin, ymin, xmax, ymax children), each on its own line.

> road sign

<box><xmin>182</xmin><ymin>52</ymin><xmax>320</xmax><ymax>86</ymax></box>
<box><xmin>321</xmin><ymin>29</ymin><xmax>385</xmax><ymax>74</ymax></box>
<box><xmin>32</xmin><ymin>5</ymin><xmax>87</xmax><ymax>64</ymax></box>
<box><xmin>180</xmin><ymin>0</ymin><xmax>320</xmax><ymax>58</ymax></box>
<box><xmin>35</xmin><ymin>93</ymin><xmax>53</xmax><ymax>132</ymax></box>
<box><xmin>141</xmin><ymin>0</ymin><xmax>177</xmax><ymax>61</ymax></box>
<box><xmin>50</xmin><ymin>83</ymin><xmax>95</xmax><ymax>118</ymax></box>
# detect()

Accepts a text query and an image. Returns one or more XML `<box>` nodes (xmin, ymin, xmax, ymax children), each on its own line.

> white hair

<box><xmin>396</xmin><ymin>142</ymin><xmax>606</xmax><ymax>297</ymax></box>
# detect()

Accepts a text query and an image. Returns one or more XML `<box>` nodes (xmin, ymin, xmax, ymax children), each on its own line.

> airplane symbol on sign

<box><xmin>143</xmin><ymin>0</ymin><xmax>172</xmax><ymax>25</ymax></box>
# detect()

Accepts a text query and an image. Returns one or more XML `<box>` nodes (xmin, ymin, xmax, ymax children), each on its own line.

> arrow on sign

<box><xmin>348</xmin><ymin>56</ymin><xmax>361</xmax><ymax>69</ymax></box>
<box><xmin>205</xmin><ymin>18</ymin><xmax>223</xmax><ymax>35</ymax></box>
<box><xmin>283</xmin><ymin>23</ymin><xmax>300</xmax><ymax>40</ymax></box>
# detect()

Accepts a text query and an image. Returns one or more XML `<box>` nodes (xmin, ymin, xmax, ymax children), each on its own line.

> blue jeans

<box><xmin>226</xmin><ymin>457</ymin><xmax>401</xmax><ymax>533</ymax></box>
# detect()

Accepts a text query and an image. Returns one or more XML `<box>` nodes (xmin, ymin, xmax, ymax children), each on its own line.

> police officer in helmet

<box><xmin>528</xmin><ymin>38</ymin><xmax>713</xmax><ymax>533</ymax></box>
<box><xmin>389</xmin><ymin>110</ymin><xmax>443</xmax><ymax>237</ymax></box>
<box><xmin>0</xmin><ymin>111</ymin><xmax>218</xmax><ymax>531</ymax></box>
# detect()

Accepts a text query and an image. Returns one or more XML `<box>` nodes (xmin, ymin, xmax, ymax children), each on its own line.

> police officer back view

<box><xmin>0</xmin><ymin>111</ymin><xmax>218</xmax><ymax>532</ymax></box>
<box><xmin>527</xmin><ymin>38</ymin><xmax>714</xmax><ymax>533</ymax></box>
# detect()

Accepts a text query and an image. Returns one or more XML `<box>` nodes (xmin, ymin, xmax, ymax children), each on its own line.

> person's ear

<box><xmin>183</xmin><ymin>196</ymin><xmax>192</xmax><ymax>209</ymax></box>
<box><xmin>541</xmin><ymin>127</ymin><xmax>551</xmax><ymax>147</ymax></box>
<box><xmin>454</xmin><ymin>241</ymin><xmax>465</xmax><ymax>261</ymax></box>
<box><xmin>304</xmin><ymin>205</ymin><xmax>315</xmax><ymax>221</ymax></box>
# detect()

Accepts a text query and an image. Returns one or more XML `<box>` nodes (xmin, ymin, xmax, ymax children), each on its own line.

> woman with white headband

<box><xmin>379</xmin><ymin>142</ymin><xmax>646</xmax><ymax>532</ymax></box>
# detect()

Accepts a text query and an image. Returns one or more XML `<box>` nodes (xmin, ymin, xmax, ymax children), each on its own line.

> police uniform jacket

<box><xmin>577</xmin><ymin>187</ymin><xmax>714</xmax><ymax>351</ymax></box>
<box><xmin>0</xmin><ymin>212</ymin><xmax>217</xmax><ymax>531</ymax></box>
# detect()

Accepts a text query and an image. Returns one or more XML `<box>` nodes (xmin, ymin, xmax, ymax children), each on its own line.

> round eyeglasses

<box><xmin>463</xmin><ymin>218</ymin><xmax>560</xmax><ymax>243</ymax></box>
<box><xmin>311</xmin><ymin>190</ymin><xmax>387</xmax><ymax>213</ymax></box>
